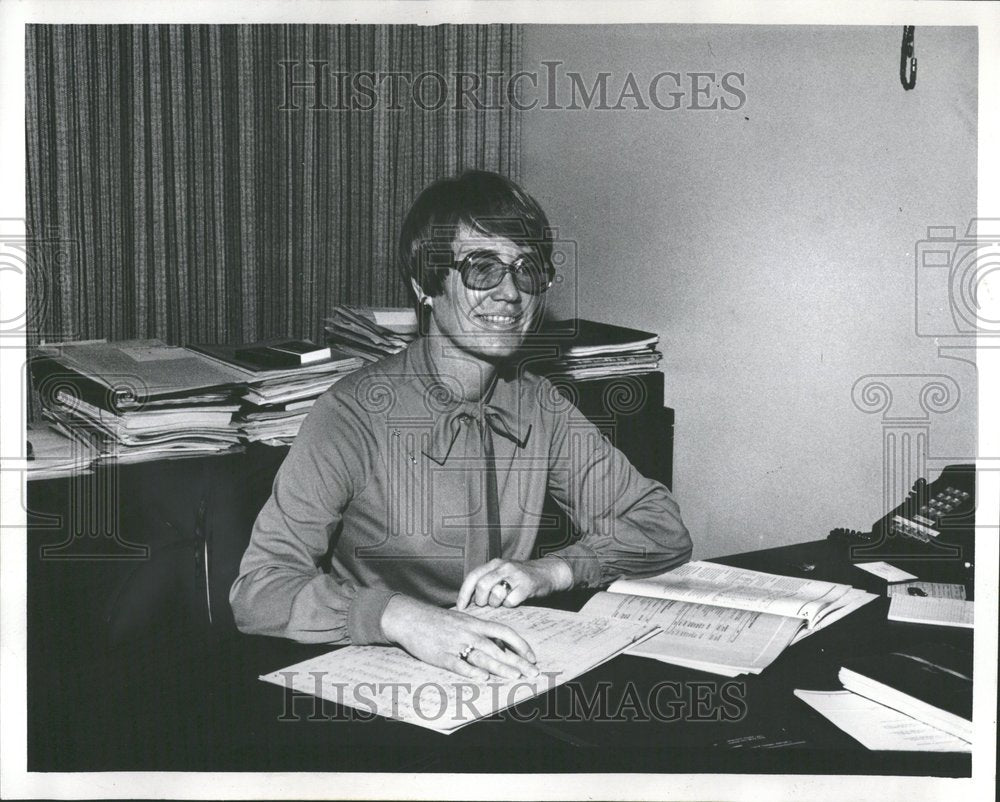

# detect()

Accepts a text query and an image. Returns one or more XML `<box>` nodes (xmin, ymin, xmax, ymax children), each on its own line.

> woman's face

<box><xmin>423</xmin><ymin>222</ymin><xmax>546</xmax><ymax>365</ymax></box>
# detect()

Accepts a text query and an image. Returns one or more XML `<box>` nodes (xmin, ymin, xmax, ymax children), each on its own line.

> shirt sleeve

<box><xmin>541</xmin><ymin>380</ymin><xmax>692</xmax><ymax>587</ymax></box>
<box><xmin>228</xmin><ymin>390</ymin><xmax>398</xmax><ymax>645</ymax></box>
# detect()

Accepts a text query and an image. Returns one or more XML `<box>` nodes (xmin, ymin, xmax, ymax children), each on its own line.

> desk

<box><xmin>27</xmin><ymin>538</ymin><xmax>971</xmax><ymax>776</ymax></box>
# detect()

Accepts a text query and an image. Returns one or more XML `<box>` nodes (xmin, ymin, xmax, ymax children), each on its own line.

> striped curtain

<box><xmin>25</xmin><ymin>24</ymin><xmax>523</xmax><ymax>347</ymax></box>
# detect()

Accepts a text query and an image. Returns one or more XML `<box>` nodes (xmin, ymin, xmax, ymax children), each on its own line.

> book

<box><xmin>235</xmin><ymin>340</ymin><xmax>332</xmax><ymax>367</ymax></box>
<box><xmin>189</xmin><ymin>341</ymin><xmax>359</xmax><ymax>377</ymax></box>
<box><xmin>579</xmin><ymin>561</ymin><xmax>877</xmax><ymax>676</ymax></box>
<box><xmin>887</xmin><ymin>595</ymin><xmax>974</xmax><ymax>628</ymax></box>
<box><xmin>259</xmin><ymin>606</ymin><xmax>656</xmax><ymax>734</ymax></box>
<box><xmin>838</xmin><ymin>642</ymin><xmax>973</xmax><ymax>742</ymax></box>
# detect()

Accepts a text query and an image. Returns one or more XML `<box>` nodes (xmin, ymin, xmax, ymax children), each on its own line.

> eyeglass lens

<box><xmin>461</xmin><ymin>253</ymin><xmax>551</xmax><ymax>294</ymax></box>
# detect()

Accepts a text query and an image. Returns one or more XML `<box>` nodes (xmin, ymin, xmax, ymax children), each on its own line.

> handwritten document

<box><xmin>609</xmin><ymin>561</ymin><xmax>854</xmax><ymax>627</ymax></box>
<box><xmin>580</xmin><ymin>592</ymin><xmax>802</xmax><ymax>676</ymax></box>
<box><xmin>259</xmin><ymin>606</ymin><xmax>655</xmax><ymax>733</ymax></box>
<box><xmin>794</xmin><ymin>690</ymin><xmax>971</xmax><ymax>752</ymax></box>
<box><xmin>888</xmin><ymin>595</ymin><xmax>974</xmax><ymax>628</ymax></box>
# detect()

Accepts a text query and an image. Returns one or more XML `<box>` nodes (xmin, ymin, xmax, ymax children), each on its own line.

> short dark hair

<box><xmin>399</xmin><ymin>170</ymin><xmax>553</xmax><ymax>298</ymax></box>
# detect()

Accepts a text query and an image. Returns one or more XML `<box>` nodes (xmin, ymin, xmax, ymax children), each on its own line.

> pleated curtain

<box><xmin>25</xmin><ymin>24</ymin><xmax>523</xmax><ymax>348</ymax></box>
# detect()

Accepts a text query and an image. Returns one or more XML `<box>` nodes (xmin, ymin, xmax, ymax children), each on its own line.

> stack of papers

<box><xmin>30</xmin><ymin>337</ymin><xmax>367</xmax><ymax>462</ymax></box>
<box><xmin>324</xmin><ymin>305</ymin><xmax>417</xmax><ymax>363</ymax></box>
<box><xmin>24</xmin><ymin>423</ymin><xmax>98</xmax><ymax>480</ymax></box>
<box><xmin>530</xmin><ymin>319</ymin><xmax>662</xmax><ymax>380</ymax></box>
<box><xmin>186</xmin><ymin>341</ymin><xmax>363</xmax><ymax>445</ymax></box>
<box><xmin>32</xmin><ymin>340</ymin><xmax>246</xmax><ymax>465</ymax></box>
<box><xmin>794</xmin><ymin>690</ymin><xmax>971</xmax><ymax>752</ymax></box>
<box><xmin>579</xmin><ymin>561</ymin><xmax>877</xmax><ymax>676</ymax></box>
<box><xmin>796</xmin><ymin>641</ymin><xmax>972</xmax><ymax>751</ymax></box>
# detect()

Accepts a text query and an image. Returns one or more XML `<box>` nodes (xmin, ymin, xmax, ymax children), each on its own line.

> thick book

<box><xmin>236</xmin><ymin>339</ymin><xmax>332</xmax><ymax>367</ymax></box>
<box><xmin>838</xmin><ymin>642</ymin><xmax>973</xmax><ymax>742</ymax></box>
<box><xmin>186</xmin><ymin>341</ymin><xmax>361</xmax><ymax>378</ymax></box>
<box><xmin>580</xmin><ymin>561</ymin><xmax>877</xmax><ymax>676</ymax></box>
<box><xmin>259</xmin><ymin>606</ymin><xmax>656</xmax><ymax>734</ymax></box>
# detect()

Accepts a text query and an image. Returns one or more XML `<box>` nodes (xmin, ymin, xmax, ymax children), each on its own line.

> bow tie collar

<box><xmin>404</xmin><ymin>336</ymin><xmax>532</xmax><ymax>465</ymax></box>
<box><xmin>422</xmin><ymin>400</ymin><xmax>532</xmax><ymax>465</ymax></box>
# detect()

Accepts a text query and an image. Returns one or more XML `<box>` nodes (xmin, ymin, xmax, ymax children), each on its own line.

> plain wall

<box><xmin>520</xmin><ymin>25</ymin><xmax>978</xmax><ymax>559</ymax></box>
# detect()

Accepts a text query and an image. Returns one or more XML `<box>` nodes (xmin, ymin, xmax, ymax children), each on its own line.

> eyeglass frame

<box><xmin>449</xmin><ymin>249</ymin><xmax>556</xmax><ymax>295</ymax></box>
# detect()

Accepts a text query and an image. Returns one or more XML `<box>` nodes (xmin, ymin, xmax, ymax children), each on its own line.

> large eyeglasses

<box><xmin>455</xmin><ymin>250</ymin><xmax>555</xmax><ymax>295</ymax></box>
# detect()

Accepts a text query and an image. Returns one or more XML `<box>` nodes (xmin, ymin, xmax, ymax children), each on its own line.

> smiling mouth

<box><xmin>475</xmin><ymin>313</ymin><xmax>521</xmax><ymax>328</ymax></box>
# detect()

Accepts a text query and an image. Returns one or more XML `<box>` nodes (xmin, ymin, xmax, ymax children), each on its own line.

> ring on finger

<box><xmin>458</xmin><ymin>644</ymin><xmax>474</xmax><ymax>662</ymax></box>
<box><xmin>498</xmin><ymin>578</ymin><xmax>513</xmax><ymax>594</ymax></box>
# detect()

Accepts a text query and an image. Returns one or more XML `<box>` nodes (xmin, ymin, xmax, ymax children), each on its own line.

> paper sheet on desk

<box><xmin>854</xmin><ymin>561</ymin><xmax>918</xmax><ymax>582</ymax></box>
<box><xmin>259</xmin><ymin>606</ymin><xmax>656</xmax><ymax>733</ymax></box>
<box><xmin>794</xmin><ymin>689</ymin><xmax>971</xmax><ymax>752</ymax></box>
<box><xmin>888</xmin><ymin>595</ymin><xmax>974</xmax><ymax>628</ymax></box>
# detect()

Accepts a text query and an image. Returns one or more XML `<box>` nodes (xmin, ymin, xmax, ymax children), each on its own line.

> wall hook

<box><xmin>900</xmin><ymin>26</ymin><xmax>917</xmax><ymax>90</ymax></box>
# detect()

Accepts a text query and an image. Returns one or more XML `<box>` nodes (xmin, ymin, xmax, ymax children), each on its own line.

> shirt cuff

<box><xmin>546</xmin><ymin>543</ymin><xmax>602</xmax><ymax>589</ymax></box>
<box><xmin>347</xmin><ymin>587</ymin><xmax>401</xmax><ymax>645</ymax></box>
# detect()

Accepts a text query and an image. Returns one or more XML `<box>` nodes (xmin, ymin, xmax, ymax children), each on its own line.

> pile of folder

<box><xmin>30</xmin><ymin>338</ymin><xmax>367</xmax><ymax>464</ymax></box>
<box><xmin>530</xmin><ymin>318</ymin><xmax>662</xmax><ymax>380</ymax></box>
<box><xmin>185</xmin><ymin>340</ymin><xmax>364</xmax><ymax>445</ymax></box>
<box><xmin>31</xmin><ymin>340</ymin><xmax>246</xmax><ymax>465</ymax></box>
<box><xmin>24</xmin><ymin>422</ymin><xmax>98</xmax><ymax>480</ymax></box>
<box><xmin>324</xmin><ymin>305</ymin><xmax>418</xmax><ymax>362</ymax></box>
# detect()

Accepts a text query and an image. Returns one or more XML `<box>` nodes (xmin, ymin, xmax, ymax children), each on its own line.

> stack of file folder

<box><xmin>531</xmin><ymin>318</ymin><xmax>663</xmax><ymax>380</ymax></box>
<box><xmin>24</xmin><ymin>422</ymin><xmax>98</xmax><ymax>480</ymax></box>
<box><xmin>30</xmin><ymin>338</ymin><xmax>366</xmax><ymax>463</ymax></box>
<box><xmin>31</xmin><ymin>340</ymin><xmax>246</xmax><ymax>465</ymax></box>
<box><xmin>324</xmin><ymin>305</ymin><xmax>417</xmax><ymax>362</ymax></box>
<box><xmin>185</xmin><ymin>341</ymin><xmax>363</xmax><ymax>445</ymax></box>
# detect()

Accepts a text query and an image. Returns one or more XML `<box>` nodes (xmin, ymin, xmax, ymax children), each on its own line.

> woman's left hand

<box><xmin>456</xmin><ymin>557</ymin><xmax>574</xmax><ymax>610</ymax></box>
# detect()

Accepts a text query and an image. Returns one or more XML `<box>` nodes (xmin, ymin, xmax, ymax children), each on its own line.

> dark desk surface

<box><xmin>28</xmin><ymin>538</ymin><xmax>973</xmax><ymax>775</ymax></box>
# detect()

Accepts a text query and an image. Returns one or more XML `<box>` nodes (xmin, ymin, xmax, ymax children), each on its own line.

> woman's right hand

<box><xmin>380</xmin><ymin>594</ymin><xmax>540</xmax><ymax>681</ymax></box>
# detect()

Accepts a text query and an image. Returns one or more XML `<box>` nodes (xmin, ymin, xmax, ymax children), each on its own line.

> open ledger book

<box><xmin>260</xmin><ymin>606</ymin><xmax>656</xmax><ymax>734</ymax></box>
<box><xmin>579</xmin><ymin>561</ymin><xmax>877</xmax><ymax>676</ymax></box>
